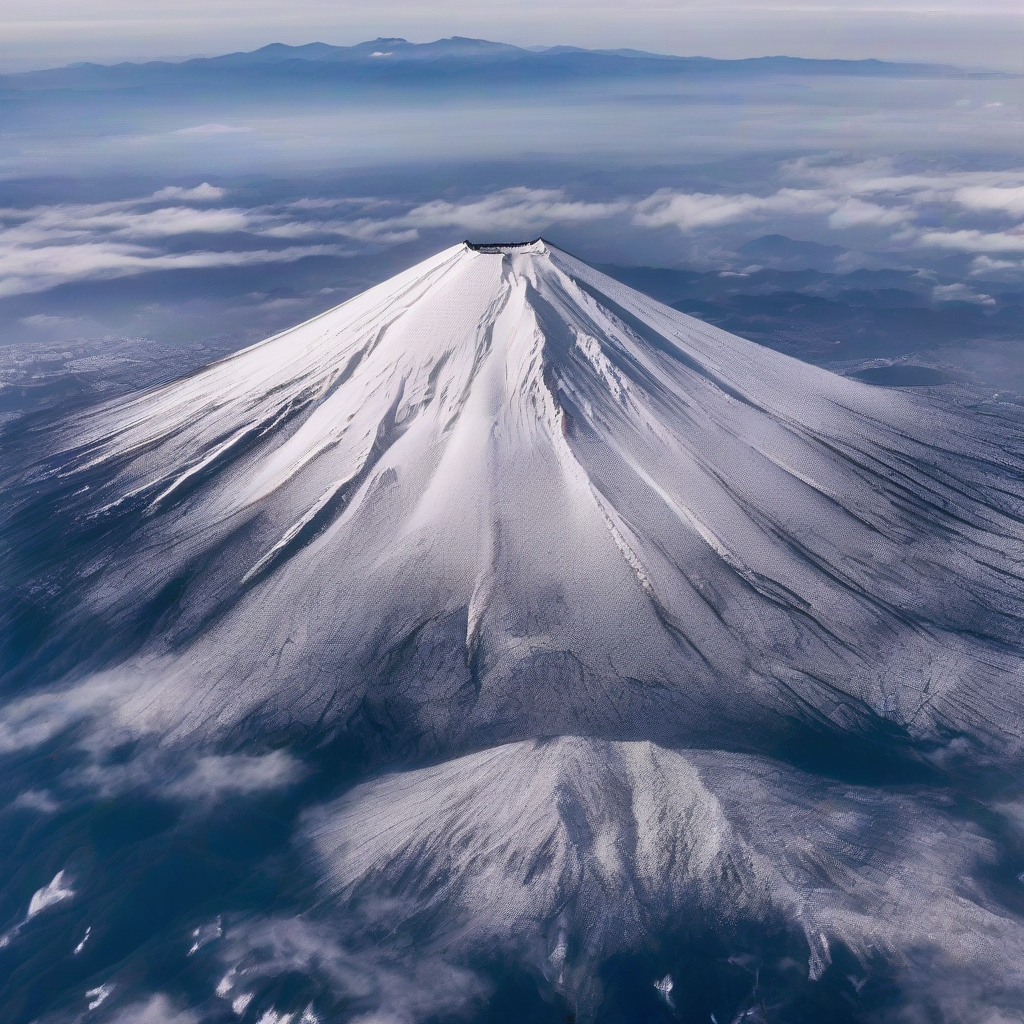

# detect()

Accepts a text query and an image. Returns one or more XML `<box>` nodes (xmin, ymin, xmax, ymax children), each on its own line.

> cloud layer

<box><xmin>3</xmin><ymin>159</ymin><xmax>1024</xmax><ymax>298</ymax></box>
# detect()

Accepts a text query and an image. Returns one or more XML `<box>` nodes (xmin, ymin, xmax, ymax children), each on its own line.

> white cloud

<box><xmin>0</xmin><ymin>868</ymin><xmax>76</xmax><ymax>952</ymax></box>
<box><xmin>4</xmin><ymin>166</ymin><xmax>1024</xmax><ymax>297</ymax></box>
<box><xmin>67</xmin><ymin>746</ymin><xmax>304</xmax><ymax>802</ymax></box>
<box><xmin>0</xmin><ymin>679</ymin><xmax>115</xmax><ymax>753</ymax></box>
<box><xmin>284</xmin><ymin>197</ymin><xmax>386</xmax><ymax>211</ymax></box>
<box><xmin>0</xmin><ymin>666</ymin><xmax>303</xmax><ymax>805</ymax></box>
<box><xmin>259</xmin><ymin>218</ymin><xmax>419</xmax><ymax>245</ymax></box>
<box><xmin>917</xmin><ymin>228</ymin><xmax>1024</xmax><ymax>253</ymax></box>
<box><xmin>0</xmin><ymin>239</ymin><xmax>344</xmax><ymax>297</ymax></box>
<box><xmin>772</xmin><ymin>158</ymin><xmax>1024</xmax><ymax>252</ymax></box>
<box><xmin>971</xmin><ymin>255</ymin><xmax>1024</xmax><ymax>276</ymax></box>
<box><xmin>20</xmin><ymin>313</ymin><xmax>83</xmax><ymax>327</ymax></box>
<box><xmin>87</xmin><ymin>985</ymin><xmax>114</xmax><ymax>1011</ymax></box>
<box><xmin>933</xmin><ymin>282</ymin><xmax>996</xmax><ymax>304</ymax></box>
<box><xmin>633</xmin><ymin>191</ymin><xmax>762</xmax><ymax>230</ymax></box>
<box><xmin>262</xmin><ymin>187</ymin><xmax>630</xmax><ymax>244</ymax></box>
<box><xmin>0</xmin><ymin>186</ymin><xmax>388</xmax><ymax>295</ymax></box>
<box><xmin>632</xmin><ymin>187</ymin><xmax>831</xmax><ymax>231</ymax></box>
<box><xmin>27</xmin><ymin>870</ymin><xmax>74</xmax><ymax>919</ymax></box>
<box><xmin>396</xmin><ymin>187</ymin><xmax>631</xmax><ymax>234</ymax></box>
<box><xmin>631</xmin><ymin>183</ymin><xmax>916</xmax><ymax>235</ymax></box>
<box><xmin>163</xmin><ymin>751</ymin><xmax>304</xmax><ymax>800</ymax></box>
<box><xmin>151</xmin><ymin>182</ymin><xmax>227</xmax><ymax>201</ymax></box>
<box><xmin>955</xmin><ymin>185</ymin><xmax>1024</xmax><ymax>217</ymax></box>
<box><xmin>265</xmin><ymin>188</ymin><xmax>631</xmax><ymax>244</ymax></box>
<box><xmin>107</xmin><ymin>995</ymin><xmax>197</xmax><ymax>1024</ymax></box>
<box><xmin>826</xmin><ymin>197</ymin><xmax>910</xmax><ymax>229</ymax></box>
<box><xmin>215</xmin><ymin>917</ymin><xmax>487</xmax><ymax>1024</ymax></box>
<box><xmin>12</xmin><ymin>789</ymin><xmax>60</xmax><ymax>813</ymax></box>
<box><xmin>782</xmin><ymin>156</ymin><xmax>1024</xmax><ymax>202</ymax></box>
<box><xmin>77</xmin><ymin>206</ymin><xmax>253</xmax><ymax>237</ymax></box>
<box><xmin>781</xmin><ymin>158</ymin><xmax>1024</xmax><ymax>230</ymax></box>
<box><xmin>0</xmin><ymin>200</ymin><xmax>248</xmax><ymax>244</ymax></box>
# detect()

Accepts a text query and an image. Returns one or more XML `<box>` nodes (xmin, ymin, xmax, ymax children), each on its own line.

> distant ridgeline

<box><xmin>0</xmin><ymin>36</ymin><xmax>1004</xmax><ymax>93</ymax></box>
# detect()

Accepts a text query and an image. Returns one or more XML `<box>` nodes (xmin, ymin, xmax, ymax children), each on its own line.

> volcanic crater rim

<box><xmin>464</xmin><ymin>238</ymin><xmax>547</xmax><ymax>255</ymax></box>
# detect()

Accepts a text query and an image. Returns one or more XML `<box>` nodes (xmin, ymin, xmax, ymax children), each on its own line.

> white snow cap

<box><xmin>67</xmin><ymin>238</ymin><xmax>1024</xmax><ymax>762</ymax></box>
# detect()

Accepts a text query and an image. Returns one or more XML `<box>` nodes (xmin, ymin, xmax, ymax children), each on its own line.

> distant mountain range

<box><xmin>2</xmin><ymin>36</ymin><xmax>1005</xmax><ymax>92</ymax></box>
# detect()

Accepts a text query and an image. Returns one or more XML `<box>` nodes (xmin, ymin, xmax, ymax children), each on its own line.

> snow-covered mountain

<box><xmin>54</xmin><ymin>238</ymin><xmax>1024</xmax><ymax>758</ymax></box>
<box><xmin>4</xmin><ymin>239</ymin><xmax>1024</xmax><ymax>1022</ymax></box>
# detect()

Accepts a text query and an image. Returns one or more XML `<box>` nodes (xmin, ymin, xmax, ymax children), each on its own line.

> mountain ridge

<box><xmin>2</xmin><ymin>37</ymin><xmax>1002</xmax><ymax>91</ymax></box>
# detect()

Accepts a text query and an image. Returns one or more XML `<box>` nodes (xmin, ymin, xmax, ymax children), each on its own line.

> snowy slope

<box><xmin>50</xmin><ymin>238</ymin><xmax>1024</xmax><ymax>761</ymax></box>
<box><xmin>7</xmin><ymin>239</ymin><xmax>1024</xmax><ymax>1020</ymax></box>
<box><xmin>305</xmin><ymin>736</ymin><xmax>1024</xmax><ymax>1012</ymax></box>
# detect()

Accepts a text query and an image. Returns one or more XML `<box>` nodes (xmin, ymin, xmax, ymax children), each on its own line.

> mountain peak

<box><xmin>57</xmin><ymin>240</ymin><xmax>1024</xmax><ymax>767</ymax></box>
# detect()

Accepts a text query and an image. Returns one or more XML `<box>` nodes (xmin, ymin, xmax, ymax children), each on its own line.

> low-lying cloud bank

<box><xmin>3</xmin><ymin>157</ymin><xmax>1024</xmax><ymax>298</ymax></box>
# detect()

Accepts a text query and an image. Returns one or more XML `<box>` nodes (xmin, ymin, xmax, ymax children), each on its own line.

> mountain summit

<box><xmin>6</xmin><ymin>240</ymin><xmax>1024</xmax><ymax>1020</ymax></box>
<box><xmin>61</xmin><ymin>238</ymin><xmax>1024</xmax><ymax>761</ymax></box>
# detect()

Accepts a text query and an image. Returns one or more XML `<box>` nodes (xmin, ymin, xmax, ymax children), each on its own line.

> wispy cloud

<box><xmin>0</xmin><ymin>184</ymin><xmax>342</xmax><ymax>296</ymax></box>
<box><xmin>151</xmin><ymin>183</ymin><xmax>227</xmax><ymax>201</ymax></box>
<box><xmin>213</xmin><ymin>917</ymin><xmax>487</xmax><ymax>1024</ymax></box>
<box><xmin>933</xmin><ymin>282</ymin><xmax>996</xmax><ymax>304</ymax></box>
<box><xmin>0</xmin><ymin>869</ymin><xmax>75</xmax><ymax>951</ymax></box>
<box><xmin>66</xmin><ymin>748</ymin><xmax>304</xmax><ymax>802</ymax></box>
<box><xmin>632</xmin><ymin>188</ymin><xmax>831</xmax><ymax>231</ymax></box>
<box><xmin>162</xmin><ymin>751</ymin><xmax>304</xmax><ymax>800</ymax></box>
<box><xmin>0</xmin><ymin>185</ymin><xmax>634</xmax><ymax>295</ymax></box>
<box><xmin>826</xmin><ymin>197</ymin><xmax>911</xmax><ymax>229</ymax></box>
<box><xmin>106</xmin><ymin>995</ymin><xmax>197</xmax><ymax>1024</ymax></box>
<box><xmin>0</xmin><ymin>243</ymin><xmax>346</xmax><ymax>298</ymax></box>
<box><xmin>397</xmin><ymin>187</ymin><xmax>630</xmax><ymax>233</ymax></box>
<box><xmin>955</xmin><ymin>185</ymin><xmax>1024</xmax><ymax>216</ymax></box>
<box><xmin>637</xmin><ymin>159</ymin><xmax>1024</xmax><ymax>246</ymax></box>
<box><xmin>781</xmin><ymin>156</ymin><xmax>1024</xmax><ymax>202</ymax></box>
<box><xmin>172</xmin><ymin>124</ymin><xmax>253</xmax><ymax>136</ymax></box>
<box><xmin>11</xmin><ymin>789</ymin><xmax>60</xmax><ymax>813</ymax></box>
<box><xmin>3</xmin><ymin>163</ymin><xmax>1024</xmax><ymax>297</ymax></box>
<box><xmin>0</xmin><ymin>671</ymin><xmax>303</xmax><ymax>805</ymax></box>
<box><xmin>971</xmin><ymin>254</ymin><xmax>1024</xmax><ymax>275</ymax></box>
<box><xmin>262</xmin><ymin>188</ymin><xmax>630</xmax><ymax>244</ymax></box>
<box><xmin>918</xmin><ymin>228</ymin><xmax>1024</xmax><ymax>252</ymax></box>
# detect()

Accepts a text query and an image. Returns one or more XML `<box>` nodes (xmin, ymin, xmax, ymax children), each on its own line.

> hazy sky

<box><xmin>3</xmin><ymin>0</ymin><xmax>1022</xmax><ymax>72</ymax></box>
